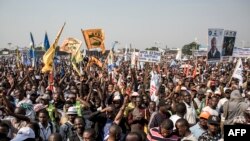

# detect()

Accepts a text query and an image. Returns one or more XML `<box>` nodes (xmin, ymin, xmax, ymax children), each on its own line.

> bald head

<box><xmin>109</xmin><ymin>124</ymin><xmax>122</xmax><ymax>139</ymax></box>
<box><xmin>125</xmin><ymin>132</ymin><xmax>143</xmax><ymax>141</ymax></box>
<box><xmin>48</xmin><ymin>133</ymin><xmax>62</xmax><ymax>141</ymax></box>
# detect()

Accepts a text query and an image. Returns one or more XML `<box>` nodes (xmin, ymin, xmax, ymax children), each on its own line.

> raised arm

<box><xmin>113</xmin><ymin>95</ymin><xmax>129</xmax><ymax>125</ymax></box>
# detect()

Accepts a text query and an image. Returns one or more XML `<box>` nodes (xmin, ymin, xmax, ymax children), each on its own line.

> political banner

<box><xmin>60</xmin><ymin>37</ymin><xmax>82</xmax><ymax>54</ymax></box>
<box><xmin>81</xmin><ymin>29</ymin><xmax>105</xmax><ymax>54</ymax></box>
<box><xmin>193</xmin><ymin>50</ymin><xmax>207</xmax><ymax>56</ymax></box>
<box><xmin>233</xmin><ymin>47</ymin><xmax>250</xmax><ymax>58</ymax></box>
<box><xmin>222</xmin><ymin>30</ymin><xmax>237</xmax><ymax>61</ymax></box>
<box><xmin>139</xmin><ymin>50</ymin><xmax>161</xmax><ymax>63</ymax></box>
<box><xmin>207</xmin><ymin>28</ymin><xmax>224</xmax><ymax>63</ymax></box>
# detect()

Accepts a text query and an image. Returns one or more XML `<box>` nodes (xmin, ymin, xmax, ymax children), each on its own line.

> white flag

<box><xmin>150</xmin><ymin>71</ymin><xmax>160</xmax><ymax>103</ymax></box>
<box><xmin>176</xmin><ymin>49</ymin><xmax>182</xmax><ymax>60</ymax></box>
<box><xmin>232</xmin><ymin>58</ymin><xmax>243</xmax><ymax>85</ymax></box>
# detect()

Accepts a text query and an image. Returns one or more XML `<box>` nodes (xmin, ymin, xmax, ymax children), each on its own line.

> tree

<box><xmin>145</xmin><ymin>46</ymin><xmax>159</xmax><ymax>51</ymax></box>
<box><xmin>182</xmin><ymin>42</ymin><xmax>199</xmax><ymax>55</ymax></box>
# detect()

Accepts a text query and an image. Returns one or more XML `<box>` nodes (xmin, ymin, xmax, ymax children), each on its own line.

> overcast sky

<box><xmin>0</xmin><ymin>0</ymin><xmax>249</xmax><ymax>50</ymax></box>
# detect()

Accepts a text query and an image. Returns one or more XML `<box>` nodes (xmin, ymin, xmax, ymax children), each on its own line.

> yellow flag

<box><xmin>87</xmin><ymin>56</ymin><xmax>103</xmax><ymax>68</ymax></box>
<box><xmin>16</xmin><ymin>49</ymin><xmax>21</xmax><ymax>68</ymax></box>
<box><xmin>60</xmin><ymin>37</ymin><xmax>82</xmax><ymax>55</ymax></box>
<box><xmin>72</xmin><ymin>62</ymin><xmax>81</xmax><ymax>76</ymax></box>
<box><xmin>42</xmin><ymin>23</ymin><xmax>66</xmax><ymax>73</ymax></box>
<box><xmin>81</xmin><ymin>29</ymin><xmax>105</xmax><ymax>54</ymax></box>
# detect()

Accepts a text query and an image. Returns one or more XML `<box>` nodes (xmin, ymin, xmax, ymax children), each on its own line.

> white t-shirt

<box><xmin>202</xmin><ymin>106</ymin><xmax>218</xmax><ymax>116</ymax></box>
<box><xmin>194</xmin><ymin>98</ymin><xmax>202</xmax><ymax>109</ymax></box>
<box><xmin>170</xmin><ymin>114</ymin><xmax>181</xmax><ymax>130</ymax></box>
<box><xmin>183</xmin><ymin>102</ymin><xmax>197</xmax><ymax>125</ymax></box>
<box><xmin>181</xmin><ymin>133</ymin><xmax>198</xmax><ymax>141</ymax></box>
<box><xmin>217</xmin><ymin>98</ymin><xmax>228</xmax><ymax>111</ymax></box>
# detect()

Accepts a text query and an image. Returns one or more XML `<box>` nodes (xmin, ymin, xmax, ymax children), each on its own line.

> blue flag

<box><xmin>29</xmin><ymin>32</ymin><xmax>36</xmax><ymax>67</ymax></box>
<box><xmin>44</xmin><ymin>32</ymin><xmax>50</xmax><ymax>51</ymax></box>
<box><xmin>29</xmin><ymin>32</ymin><xmax>35</xmax><ymax>58</ymax></box>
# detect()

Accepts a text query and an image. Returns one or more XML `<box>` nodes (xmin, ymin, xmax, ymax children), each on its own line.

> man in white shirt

<box><xmin>38</xmin><ymin>110</ymin><xmax>55</xmax><ymax>141</ymax></box>
<box><xmin>170</xmin><ymin>102</ymin><xmax>186</xmax><ymax>130</ymax></box>
<box><xmin>14</xmin><ymin>89</ymin><xmax>35</xmax><ymax>120</ymax></box>
<box><xmin>202</xmin><ymin>96</ymin><xmax>219</xmax><ymax>116</ymax></box>
<box><xmin>182</xmin><ymin>90</ymin><xmax>197</xmax><ymax>126</ymax></box>
<box><xmin>217</xmin><ymin>89</ymin><xmax>231</xmax><ymax>112</ymax></box>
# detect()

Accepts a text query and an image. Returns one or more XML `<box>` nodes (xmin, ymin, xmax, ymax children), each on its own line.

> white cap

<box><xmin>113</xmin><ymin>95</ymin><xmax>121</xmax><ymax>100</ymax></box>
<box><xmin>66</xmin><ymin>106</ymin><xmax>78</xmax><ymax>115</ymax></box>
<box><xmin>127</xmin><ymin>75</ymin><xmax>131</xmax><ymax>78</ymax></box>
<box><xmin>11</xmin><ymin>127</ymin><xmax>35</xmax><ymax>141</ymax></box>
<box><xmin>131</xmin><ymin>92</ymin><xmax>139</xmax><ymax>97</ymax></box>
<box><xmin>181</xmin><ymin>86</ymin><xmax>187</xmax><ymax>91</ymax></box>
<box><xmin>206</xmin><ymin>89</ymin><xmax>213</xmax><ymax>94</ymax></box>
<box><xmin>114</xmin><ymin>91</ymin><xmax>120</xmax><ymax>96</ymax></box>
<box><xmin>214</xmin><ymin>90</ymin><xmax>221</xmax><ymax>95</ymax></box>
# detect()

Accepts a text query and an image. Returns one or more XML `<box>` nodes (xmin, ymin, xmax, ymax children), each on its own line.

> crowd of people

<box><xmin>0</xmin><ymin>55</ymin><xmax>250</xmax><ymax>141</ymax></box>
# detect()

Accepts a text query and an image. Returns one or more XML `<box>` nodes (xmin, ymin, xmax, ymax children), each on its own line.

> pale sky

<box><xmin>0</xmin><ymin>0</ymin><xmax>249</xmax><ymax>50</ymax></box>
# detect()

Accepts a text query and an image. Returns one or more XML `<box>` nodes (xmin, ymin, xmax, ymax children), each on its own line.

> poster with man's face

<box><xmin>207</xmin><ymin>28</ymin><xmax>224</xmax><ymax>63</ymax></box>
<box><xmin>221</xmin><ymin>30</ymin><xmax>237</xmax><ymax>61</ymax></box>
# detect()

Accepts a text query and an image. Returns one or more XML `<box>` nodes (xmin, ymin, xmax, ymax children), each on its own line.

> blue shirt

<box><xmin>103</xmin><ymin>119</ymin><xmax>113</xmax><ymax>141</ymax></box>
<box><xmin>190</xmin><ymin>122</ymin><xmax>206</xmax><ymax>139</ymax></box>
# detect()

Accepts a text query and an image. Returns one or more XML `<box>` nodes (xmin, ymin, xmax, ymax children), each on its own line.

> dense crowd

<box><xmin>0</xmin><ymin>55</ymin><xmax>249</xmax><ymax>141</ymax></box>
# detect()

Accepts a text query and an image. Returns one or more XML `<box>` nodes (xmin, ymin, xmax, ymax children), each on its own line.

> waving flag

<box><xmin>60</xmin><ymin>37</ymin><xmax>83</xmax><ymax>76</ymax></box>
<box><xmin>107</xmin><ymin>50</ymin><xmax>114</xmax><ymax>72</ymax></box>
<box><xmin>81</xmin><ymin>29</ymin><xmax>105</xmax><ymax>54</ymax></box>
<box><xmin>29</xmin><ymin>32</ymin><xmax>36</xmax><ymax>67</ymax></box>
<box><xmin>87</xmin><ymin>56</ymin><xmax>103</xmax><ymax>68</ymax></box>
<box><xmin>44</xmin><ymin>32</ymin><xmax>50</xmax><ymax>51</ymax></box>
<box><xmin>42</xmin><ymin>23</ymin><xmax>66</xmax><ymax>73</ymax></box>
<box><xmin>61</xmin><ymin>37</ymin><xmax>83</xmax><ymax>63</ymax></box>
<box><xmin>232</xmin><ymin>58</ymin><xmax>243</xmax><ymax>86</ymax></box>
<box><xmin>29</xmin><ymin>32</ymin><xmax>35</xmax><ymax>58</ymax></box>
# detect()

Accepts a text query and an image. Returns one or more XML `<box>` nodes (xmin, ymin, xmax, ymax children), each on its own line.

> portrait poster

<box><xmin>207</xmin><ymin>28</ymin><xmax>224</xmax><ymax>63</ymax></box>
<box><xmin>221</xmin><ymin>30</ymin><xmax>237</xmax><ymax>61</ymax></box>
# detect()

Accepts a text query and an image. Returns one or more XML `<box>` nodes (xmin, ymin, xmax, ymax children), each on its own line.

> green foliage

<box><xmin>145</xmin><ymin>46</ymin><xmax>159</xmax><ymax>51</ymax></box>
<box><xmin>182</xmin><ymin>42</ymin><xmax>199</xmax><ymax>55</ymax></box>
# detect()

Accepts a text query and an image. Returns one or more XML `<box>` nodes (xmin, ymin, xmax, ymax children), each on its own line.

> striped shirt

<box><xmin>147</xmin><ymin>127</ymin><xmax>180</xmax><ymax>141</ymax></box>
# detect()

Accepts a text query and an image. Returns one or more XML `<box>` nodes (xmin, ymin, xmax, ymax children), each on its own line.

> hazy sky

<box><xmin>0</xmin><ymin>0</ymin><xmax>249</xmax><ymax>50</ymax></box>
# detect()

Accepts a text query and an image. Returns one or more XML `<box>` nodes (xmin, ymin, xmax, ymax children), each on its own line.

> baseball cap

<box><xmin>11</xmin><ymin>127</ymin><xmax>35</xmax><ymax>141</ymax></box>
<box><xmin>113</xmin><ymin>95</ymin><xmax>121</xmax><ymax>101</ymax></box>
<box><xmin>199</xmin><ymin>112</ymin><xmax>210</xmax><ymax>119</ymax></box>
<box><xmin>66</xmin><ymin>106</ymin><xmax>78</xmax><ymax>115</ymax></box>
<box><xmin>208</xmin><ymin>115</ymin><xmax>220</xmax><ymax>125</ymax></box>
<box><xmin>206</xmin><ymin>89</ymin><xmax>213</xmax><ymax>95</ymax></box>
<box><xmin>131</xmin><ymin>92</ymin><xmax>139</xmax><ymax>97</ymax></box>
<box><xmin>181</xmin><ymin>86</ymin><xmax>187</xmax><ymax>91</ymax></box>
<box><xmin>214</xmin><ymin>90</ymin><xmax>221</xmax><ymax>95</ymax></box>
